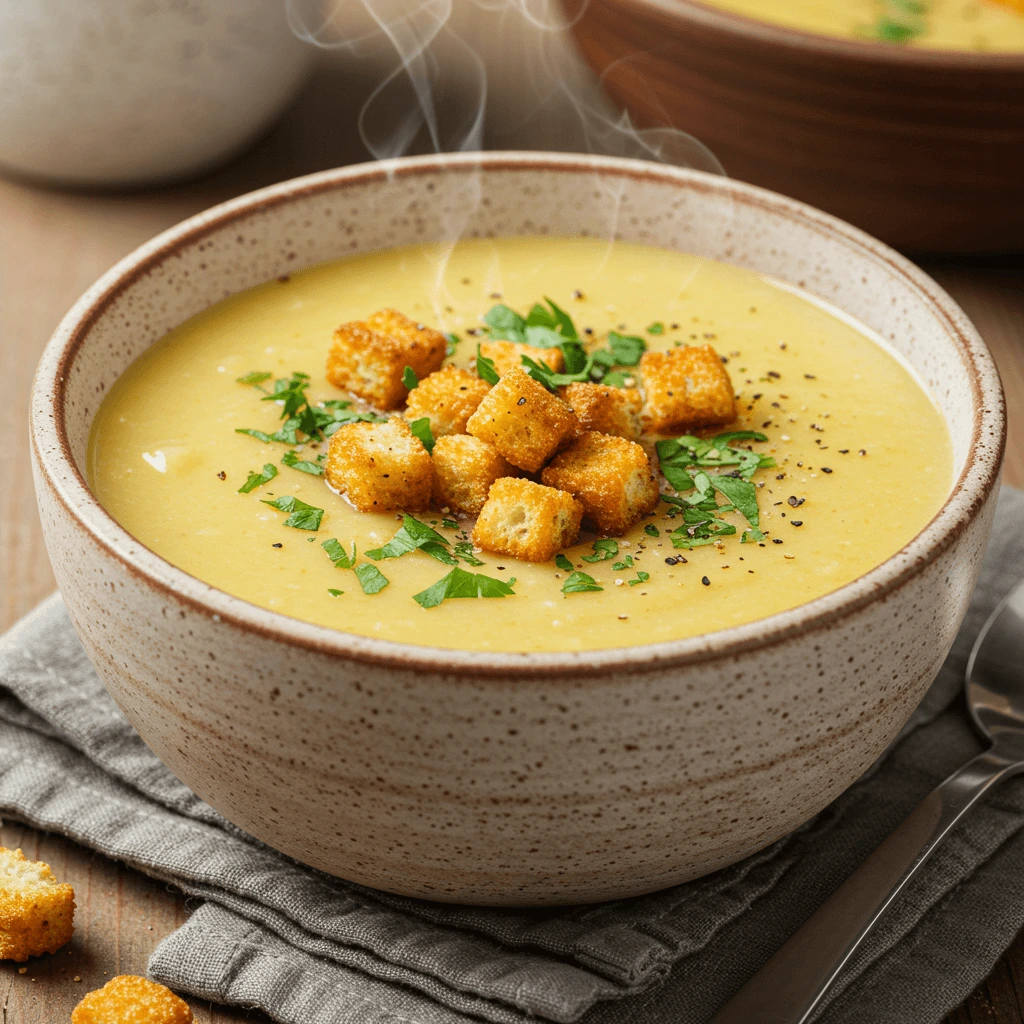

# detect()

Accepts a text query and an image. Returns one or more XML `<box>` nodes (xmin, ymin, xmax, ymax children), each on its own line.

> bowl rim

<box><xmin>624</xmin><ymin>0</ymin><xmax>1024</xmax><ymax>68</ymax></box>
<box><xmin>31</xmin><ymin>151</ymin><xmax>1006</xmax><ymax>678</ymax></box>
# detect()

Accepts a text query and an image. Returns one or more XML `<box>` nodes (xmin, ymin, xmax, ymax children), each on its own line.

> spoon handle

<box><xmin>711</xmin><ymin>744</ymin><xmax>1024</xmax><ymax>1024</ymax></box>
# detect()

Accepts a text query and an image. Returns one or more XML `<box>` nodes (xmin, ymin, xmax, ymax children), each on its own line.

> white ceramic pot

<box><xmin>0</xmin><ymin>0</ymin><xmax>314</xmax><ymax>187</ymax></box>
<box><xmin>30</xmin><ymin>154</ymin><xmax>1005</xmax><ymax>904</ymax></box>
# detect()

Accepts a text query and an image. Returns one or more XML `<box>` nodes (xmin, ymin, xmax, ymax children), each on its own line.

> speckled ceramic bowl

<box><xmin>31</xmin><ymin>153</ymin><xmax>1005</xmax><ymax>905</ymax></box>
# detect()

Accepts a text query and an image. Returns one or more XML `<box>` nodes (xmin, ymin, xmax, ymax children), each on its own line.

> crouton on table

<box><xmin>432</xmin><ymin>435</ymin><xmax>517</xmax><ymax>516</ymax></box>
<box><xmin>404</xmin><ymin>366</ymin><xmax>491</xmax><ymax>437</ymax></box>
<box><xmin>542</xmin><ymin>431</ymin><xmax>660</xmax><ymax>535</ymax></box>
<box><xmin>466</xmin><ymin>367</ymin><xmax>578</xmax><ymax>473</ymax></box>
<box><xmin>326</xmin><ymin>417</ymin><xmax>432</xmax><ymax>512</ymax></box>
<box><xmin>0</xmin><ymin>847</ymin><xmax>75</xmax><ymax>961</ymax></box>
<box><xmin>326</xmin><ymin>308</ymin><xmax>447</xmax><ymax>410</ymax></box>
<box><xmin>71</xmin><ymin>975</ymin><xmax>193</xmax><ymax>1024</ymax></box>
<box><xmin>638</xmin><ymin>344</ymin><xmax>736</xmax><ymax>434</ymax></box>
<box><xmin>473</xmin><ymin>478</ymin><xmax>583</xmax><ymax>562</ymax></box>
<box><xmin>478</xmin><ymin>341</ymin><xmax>564</xmax><ymax>377</ymax></box>
<box><xmin>560</xmin><ymin>382</ymin><xmax>642</xmax><ymax>441</ymax></box>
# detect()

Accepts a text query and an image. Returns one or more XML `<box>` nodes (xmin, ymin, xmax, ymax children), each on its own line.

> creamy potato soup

<box><xmin>88</xmin><ymin>238</ymin><xmax>951</xmax><ymax>653</ymax></box>
<box><xmin>697</xmin><ymin>0</ymin><xmax>1024</xmax><ymax>49</ymax></box>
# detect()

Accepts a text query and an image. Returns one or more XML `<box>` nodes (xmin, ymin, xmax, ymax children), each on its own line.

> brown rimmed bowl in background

<box><xmin>31</xmin><ymin>152</ymin><xmax>1004</xmax><ymax>905</ymax></box>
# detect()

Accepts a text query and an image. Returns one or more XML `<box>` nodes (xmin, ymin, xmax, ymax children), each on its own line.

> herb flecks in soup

<box><xmin>88</xmin><ymin>238</ymin><xmax>952</xmax><ymax>652</ymax></box>
<box><xmin>698</xmin><ymin>0</ymin><xmax>1024</xmax><ymax>50</ymax></box>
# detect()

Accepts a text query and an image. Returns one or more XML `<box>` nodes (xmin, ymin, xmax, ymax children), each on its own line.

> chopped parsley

<box><xmin>646</xmin><ymin>322</ymin><xmax>665</xmax><ymax>335</ymax></box>
<box><xmin>612</xmin><ymin>555</ymin><xmax>634</xmax><ymax>570</ymax></box>
<box><xmin>441</xmin><ymin>518</ymin><xmax>459</xmax><ymax>530</ymax></box>
<box><xmin>453</xmin><ymin>541</ymin><xmax>484</xmax><ymax>567</ymax></box>
<box><xmin>870</xmin><ymin>0</ymin><xmax>927</xmax><ymax>41</ymax></box>
<box><xmin>628</xmin><ymin>571</ymin><xmax>650</xmax><ymax>587</ymax></box>
<box><xmin>327</xmin><ymin>588</ymin><xmax>344</xmax><ymax>597</ymax></box>
<box><xmin>354</xmin><ymin>564</ymin><xmax>389</xmax><ymax>595</ymax></box>
<box><xmin>476</xmin><ymin>344</ymin><xmax>500</xmax><ymax>385</ymax></box>
<box><xmin>581</xmin><ymin>538</ymin><xmax>618</xmax><ymax>563</ymax></box>
<box><xmin>554</xmin><ymin>553</ymin><xmax>574</xmax><ymax>571</ymax></box>
<box><xmin>321</xmin><ymin>537</ymin><xmax>357</xmax><ymax>569</ymax></box>
<box><xmin>409</xmin><ymin>416</ymin><xmax>435</xmax><ymax>454</ymax></box>
<box><xmin>605</xmin><ymin>331</ymin><xmax>646</xmax><ymax>366</ymax></box>
<box><xmin>238</xmin><ymin>464</ymin><xmax>278</xmax><ymax>493</ymax></box>
<box><xmin>281</xmin><ymin>451</ymin><xmax>324</xmax><ymax>476</ymax></box>
<box><xmin>236</xmin><ymin>371</ymin><xmax>272</xmax><ymax>386</ymax></box>
<box><xmin>366</xmin><ymin>515</ymin><xmax>484</xmax><ymax>567</ymax></box>
<box><xmin>644</xmin><ymin>523</ymin><xmax>660</xmax><ymax>538</ymax></box>
<box><xmin>444</xmin><ymin>333</ymin><xmax>459</xmax><ymax>357</ymax></box>
<box><xmin>402</xmin><ymin>366</ymin><xmax>419</xmax><ymax>390</ymax></box>
<box><xmin>413</xmin><ymin>567</ymin><xmax>516</xmax><ymax>608</ymax></box>
<box><xmin>562</xmin><ymin>571</ymin><xmax>603</xmax><ymax>594</ymax></box>
<box><xmin>261</xmin><ymin>495</ymin><xmax>324</xmax><ymax>531</ymax></box>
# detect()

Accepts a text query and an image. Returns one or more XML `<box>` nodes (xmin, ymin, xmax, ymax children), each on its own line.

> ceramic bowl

<box><xmin>31</xmin><ymin>153</ymin><xmax>1005</xmax><ymax>905</ymax></box>
<box><xmin>564</xmin><ymin>0</ymin><xmax>1024</xmax><ymax>253</ymax></box>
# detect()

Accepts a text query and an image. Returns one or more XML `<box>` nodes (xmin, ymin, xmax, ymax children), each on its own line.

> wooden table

<box><xmin>1</xmin><ymin>58</ymin><xmax>1023</xmax><ymax>1024</ymax></box>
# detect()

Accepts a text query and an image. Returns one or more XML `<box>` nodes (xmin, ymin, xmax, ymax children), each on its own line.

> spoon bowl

<box><xmin>966</xmin><ymin>582</ymin><xmax>1024</xmax><ymax>746</ymax></box>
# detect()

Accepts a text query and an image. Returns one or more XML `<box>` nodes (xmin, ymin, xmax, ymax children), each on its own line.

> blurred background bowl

<box><xmin>564</xmin><ymin>0</ymin><xmax>1024</xmax><ymax>253</ymax></box>
<box><xmin>0</xmin><ymin>0</ymin><xmax>314</xmax><ymax>189</ymax></box>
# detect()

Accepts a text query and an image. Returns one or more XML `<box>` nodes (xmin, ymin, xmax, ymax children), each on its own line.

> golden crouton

<box><xmin>478</xmin><ymin>341</ymin><xmax>565</xmax><ymax>377</ymax></box>
<box><xmin>404</xmin><ymin>366</ymin><xmax>491</xmax><ymax>437</ymax></box>
<box><xmin>325</xmin><ymin>417</ymin><xmax>432</xmax><ymax>512</ymax></box>
<box><xmin>638</xmin><ymin>344</ymin><xmax>736</xmax><ymax>434</ymax></box>
<box><xmin>465</xmin><ymin>367</ymin><xmax>578</xmax><ymax>473</ymax></box>
<box><xmin>432</xmin><ymin>435</ymin><xmax>517</xmax><ymax>516</ymax></box>
<box><xmin>326</xmin><ymin>308</ymin><xmax>447</xmax><ymax>410</ymax></box>
<box><xmin>71</xmin><ymin>975</ymin><xmax>193</xmax><ymax>1024</ymax></box>
<box><xmin>560</xmin><ymin>382</ymin><xmax>643</xmax><ymax>441</ymax></box>
<box><xmin>542</xmin><ymin>432</ymin><xmax>661</xmax><ymax>535</ymax></box>
<box><xmin>0</xmin><ymin>847</ymin><xmax>75</xmax><ymax>962</ymax></box>
<box><xmin>473</xmin><ymin>478</ymin><xmax>583</xmax><ymax>562</ymax></box>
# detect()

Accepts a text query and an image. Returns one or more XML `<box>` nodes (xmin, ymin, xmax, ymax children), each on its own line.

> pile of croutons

<box><xmin>325</xmin><ymin>309</ymin><xmax>736</xmax><ymax>563</ymax></box>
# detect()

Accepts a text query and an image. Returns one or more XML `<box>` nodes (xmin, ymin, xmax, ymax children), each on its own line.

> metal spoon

<box><xmin>711</xmin><ymin>579</ymin><xmax>1024</xmax><ymax>1024</ymax></box>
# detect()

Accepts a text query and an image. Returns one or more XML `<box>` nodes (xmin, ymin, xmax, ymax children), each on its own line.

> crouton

<box><xmin>71</xmin><ymin>975</ymin><xmax>193</xmax><ymax>1024</ymax></box>
<box><xmin>473</xmin><ymin>478</ymin><xmax>583</xmax><ymax>562</ymax></box>
<box><xmin>0</xmin><ymin>847</ymin><xmax>75</xmax><ymax>962</ymax></box>
<box><xmin>638</xmin><ymin>344</ymin><xmax>736</xmax><ymax>433</ymax></box>
<box><xmin>432</xmin><ymin>435</ymin><xmax>517</xmax><ymax>516</ymax></box>
<box><xmin>466</xmin><ymin>367</ymin><xmax>578</xmax><ymax>473</ymax></box>
<box><xmin>404</xmin><ymin>366</ymin><xmax>491</xmax><ymax>437</ymax></box>
<box><xmin>325</xmin><ymin>417</ymin><xmax>432</xmax><ymax>512</ymax></box>
<box><xmin>560</xmin><ymin>382</ymin><xmax>643</xmax><ymax>440</ymax></box>
<box><xmin>478</xmin><ymin>341</ymin><xmax>565</xmax><ymax>377</ymax></box>
<box><xmin>542</xmin><ymin>432</ymin><xmax>660</xmax><ymax>535</ymax></box>
<box><xmin>326</xmin><ymin>308</ymin><xmax>447</xmax><ymax>410</ymax></box>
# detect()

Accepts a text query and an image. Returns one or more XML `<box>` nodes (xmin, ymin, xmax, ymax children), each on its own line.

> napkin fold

<box><xmin>0</xmin><ymin>487</ymin><xmax>1022</xmax><ymax>1024</ymax></box>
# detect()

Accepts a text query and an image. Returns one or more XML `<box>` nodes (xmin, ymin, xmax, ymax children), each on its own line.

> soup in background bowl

<box><xmin>31</xmin><ymin>153</ymin><xmax>1004</xmax><ymax>904</ymax></box>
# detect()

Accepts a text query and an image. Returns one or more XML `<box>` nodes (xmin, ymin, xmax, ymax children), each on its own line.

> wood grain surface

<box><xmin>1</xmin><ymin>41</ymin><xmax>1023</xmax><ymax>1024</ymax></box>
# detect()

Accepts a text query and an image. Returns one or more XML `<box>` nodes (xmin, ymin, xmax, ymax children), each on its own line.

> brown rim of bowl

<box><xmin>622</xmin><ymin>0</ymin><xmax>1024</xmax><ymax>68</ymax></box>
<box><xmin>31</xmin><ymin>151</ymin><xmax>1006</xmax><ymax>679</ymax></box>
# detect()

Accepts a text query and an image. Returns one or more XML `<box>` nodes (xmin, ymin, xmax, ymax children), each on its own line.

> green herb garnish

<box><xmin>644</xmin><ymin>524</ymin><xmax>660</xmax><ymax>538</ymax></box>
<box><xmin>581</xmin><ymin>538</ymin><xmax>618</xmax><ymax>563</ymax></box>
<box><xmin>561</xmin><ymin>571</ymin><xmax>603</xmax><ymax>594</ymax></box>
<box><xmin>238</xmin><ymin>464</ymin><xmax>278</xmax><ymax>493</ymax></box>
<box><xmin>612</xmin><ymin>555</ymin><xmax>634</xmax><ymax>570</ymax></box>
<box><xmin>476</xmin><ymin>344</ymin><xmax>500</xmax><ymax>386</ymax></box>
<box><xmin>555</xmin><ymin>553</ymin><xmax>574</xmax><ymax>571</ymax></box>
<box><xmin>483</xmin><ymin>304</ymin><xmax>527</xmax><ymax>341</ymax></box>
<box><xmin>409</xmin><ymin>416</ymin><xmax>435</xmax><ymax>455</ymax></box>
<box><xmin>261</xmin><ymin>495</ymin><xmax>324</xmax><ymax>531</ymax></box>
<box><xmin>646</xmin><ymin>322</ymin><xmax>665</xmax><ymax>335</ymax></box>
<box><xmin>445</xmin><ymin>333</ymin><xmax>459</xmax><ymax>357</ymax></box>
<box><xmin>366</xmin><ymin>515</ymin><xmax>458</xmax><ymax>565</ymax></box>
<box><xmin>606</xmin><ymin>331</ymin><xmax>646</xmax><ymax>366</ymax></box>
<box><xmin>402</xmin><ymin>366</ymin><xmax>419</xmax><ymax>390</ymax></box>
<box><xmin>453</xmin><ymin>541</ymin><xmax>484</xmax><ymax>567</ymax></box>
<box><xmin>237</xmin><ymin>371</ymin><xmax>272</xmax><ymax>386</ymax></box>
<box><xmin>354</xmin><ymin>564</ymin><xmax>389</xmax><ymax>595</ymax></box>
<box><xmin>322</xmin><ymin>537</ymin><xmax>357</xmax><ymax>569</ymax></box>
<box><xmin>328</xmin><ymin>588</ymin><xmax>344</xmax><ymax>597</ymax></box>
<box><xmin>281</xmin><ymin>451</ymin><xmax>324</xmax><ymax>476</ymax></box>
<box><xmin>628</xmin><ymin>571</ymin><xmax>650</xmax><ymax>587</ymax></box>
<box><xmin>413</xmin><ymin>567</ymin><xmax>516</xmax><ymax>608</ymax></box>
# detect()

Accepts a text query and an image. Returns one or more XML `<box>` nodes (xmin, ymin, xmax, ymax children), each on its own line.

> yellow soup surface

<box><xmin>696</xmin><ymin>0</ymin><xmax>1024</xmax><ymax>50</ymax></box>
<box><xmin>88</xmin><ymin>238</ymin><xmax>952</xmax><ymax>653</ymax></box>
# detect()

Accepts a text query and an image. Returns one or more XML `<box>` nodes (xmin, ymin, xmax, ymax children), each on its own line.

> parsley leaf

<box><xmin>476</xmin><ymin>344</ymin><xmax>500</xmax><ymax>385</ymax></box>
<box><xmin>607</xmin><ymin>331</ymin><xmax>646</xmax><ymax>366</ymax></box>
<box><xmin>562</xmin><ymin>571</ymin><xmax>603</xmax><ymax>594</ymax></box>
<box><xmin>354</xmin><ymin>564</ymin><xmax>389</xmax><ymax>595</ymax></box>
<box><xmin>409</xmin><ymin>416</ymin><xmax>435</xmax><ymax>455</ymax></box>
<box><xmin>644</xmin><ymin>523</ymin><xmax>660</xmax><ymax>538</ymax></box>
<box><xmin>445</xmin><ymin>332</ymin><xmax>459</xmax><ymax>357</ymax></box>
<box><xmin>598</xmin><ymin>370</ymin><xmax>635</xmax><ymax>388</ymax></box>
<box><xmin>281</xmin><ymin>451</ymin><xmax>324</xmax><ymax>476</ymax></box>
<box><xmin>322</xmin><ymin>537</ymin><xmax>357</xmax><ymax>569</ymax></box>
<box><xmin>327</xmin><ymin>588</ymin><xmax>344</xmax><ymax>597</ymax></box>
<box><xmin>711</xmin><ymin>475</ymin><xmax>761</xmax><ymax>531</ymax></box>
<box><xmin>628</xmin><ymin>571</ymin><xmax>650</xmax><ymax>586</ymax></box>
<box><xmin>646</xmin><ymin>322</ymin><xmax>665</xmax><ymax>335</ymax></box>
<box><xmin>581</xmin><ymin>539</ymin><xmax>618</xmax><ymax>563</ymax></box>
<box><xmin>366</xmin><ymin>515</ymin><xmax>456</xmax><ymax>564</ymax></box>
<box><xmin>402</xmin><ymin>366</ymin><xmax>419</xmax><ymax>390</ymax></box>
<box><xmin>238</xmin><ymin>464</ymin><xmax>278</xmax><ymax>493</ymax></box>
<box><xmin>261</xmin><ymin>495</ymin><xmax>324</xmax><ymax>531</ymax></box>
<box><xmin>555</xmin><ymin>553</ymin><xmax>574</xmax><ymax>571</ymax></box>
<box><xmin>453</xmin><ymin>541</ymin><xmax>484</xmax><ymax>567</ymax></box>
<box><xmin>612</xmin><ymin>555</ymin><xmax>634</xmax><ymax>570</ymax></box>
<box><xmin>413</xmin><ymin>568</ymin><xmax>516</xmax><ymax>608</ymax></box>
<box><xmin>483</xmin><ymin>304</ymin><xmax>527</xmax><ymax>342</ymax></box>
<box><xmin>237</xmin><ymin>371</ymin><xmax>272</xmax><ymax>386</ymax></box>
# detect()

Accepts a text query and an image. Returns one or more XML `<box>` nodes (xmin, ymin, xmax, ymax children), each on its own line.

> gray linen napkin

<box><xmin>1</xmin><ymin>487</ymin><xmax>1022</xmax><ymax>1024</ymax></box>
